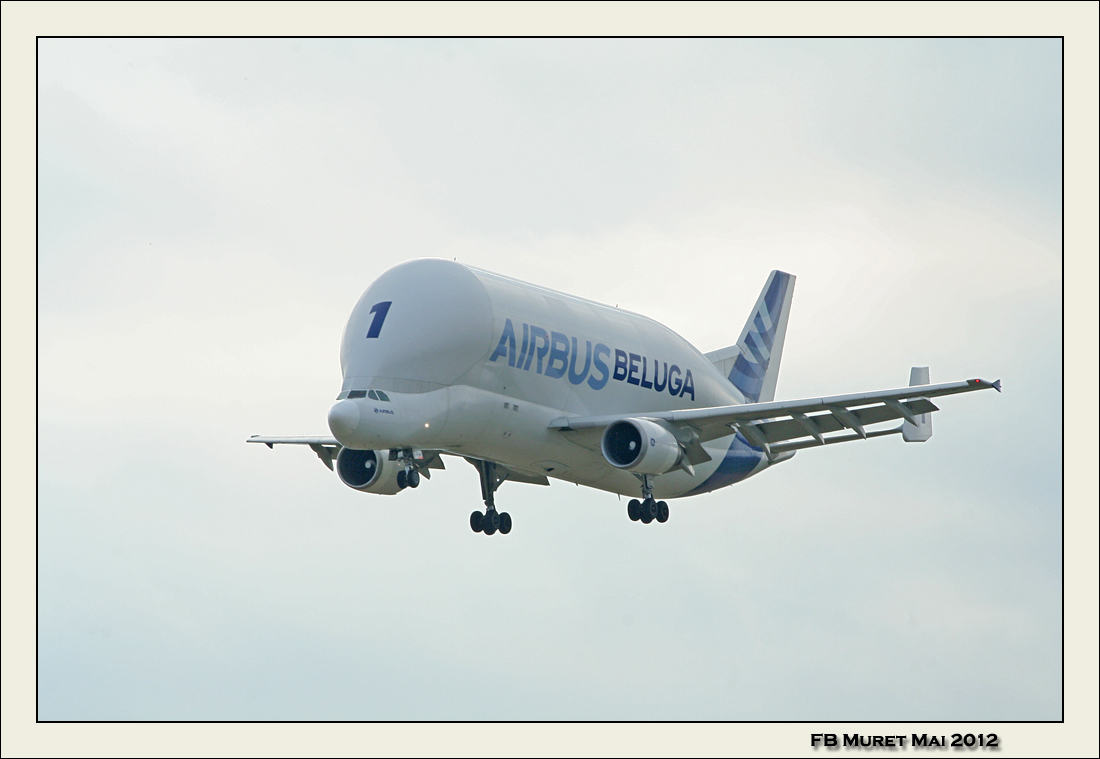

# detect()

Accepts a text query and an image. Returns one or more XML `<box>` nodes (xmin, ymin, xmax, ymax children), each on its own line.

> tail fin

<box><xmin>902</xmin><ymin>366</ymin><xmax>933</xmax><ymax>442</ymax></box>
<box><xmin>705</xmin><ymin>270</ymin><xmax>795</xmax><ymax>403</ymax></box>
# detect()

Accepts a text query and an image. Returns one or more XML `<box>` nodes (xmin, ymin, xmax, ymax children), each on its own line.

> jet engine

<box><xmin>601</xmin><ymin>418</ymin><xmax>682</xmax><ymax>475</ymax></box>
<box><xmin>335</xmin><ymin>448</ymin><xmax>403</xmax><ymax>495</ymax></box>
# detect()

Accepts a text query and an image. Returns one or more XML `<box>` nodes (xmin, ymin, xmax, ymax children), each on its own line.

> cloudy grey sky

<box><xmin>26</xmin><ymin>34</ymin><xmax>1073</xmax><ymax>727</ymax></box>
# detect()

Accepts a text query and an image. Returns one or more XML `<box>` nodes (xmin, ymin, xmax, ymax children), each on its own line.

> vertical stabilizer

<box><xmin>902</xmin><ymin>366</ymin><xmax>933</xmax><ymax>442</ymax></box>
<box><xmin>708</xmin><ymin>270</ymin><xmax>795</xmax><ymax>403</ymax></box>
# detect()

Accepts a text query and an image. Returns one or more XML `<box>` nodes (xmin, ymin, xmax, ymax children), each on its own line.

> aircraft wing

<box><xmin>248</xmin><ymin>435</ymin><xmax>341</xmax><ymax>448</ymax></box>
<box><xmin>247</xmin><ymin>435</ymin><xmax>447</xmax><ymax>475</ymax></box>
<box><xmin>549</xmin><ymin>378</ymin><xmax>1000</xmax><ymax>457</ymax></box>
<box><xmin>247</xmin><ymin>436</ymin><xmax>342</xmax><ymax>469</ymax></box>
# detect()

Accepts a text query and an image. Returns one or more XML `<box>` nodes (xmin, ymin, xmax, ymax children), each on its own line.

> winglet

<box><xmin>966</xmin><ymin>378</ymin><xmax>1001</xmax><ymax>392</ymax></box>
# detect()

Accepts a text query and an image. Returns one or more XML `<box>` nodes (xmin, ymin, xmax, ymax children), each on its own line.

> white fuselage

<box><xmin>327</xmin><ymin>259</ymin><xmax>772</xmax><ymax>499</ymax></box>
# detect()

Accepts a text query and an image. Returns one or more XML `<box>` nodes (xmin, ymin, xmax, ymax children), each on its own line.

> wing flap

<box><xmin>752</xmin><ymin>397</ymin><xmax>938</xmax><ymax>444</ymax></box>
<box><xmin>770</xmin><ymin>426</ymin><xmax>904</xmax><ymax>453</ymax></box>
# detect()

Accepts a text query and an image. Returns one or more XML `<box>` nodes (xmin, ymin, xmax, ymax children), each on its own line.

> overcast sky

<box><xmin>30</xmin><ymin>36</ymin><xmax>1070</xmax><ymax>724</ymax></box>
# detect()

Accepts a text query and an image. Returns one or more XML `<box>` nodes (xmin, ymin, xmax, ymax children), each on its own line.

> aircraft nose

<box><xmin>327</xmin><ymin>399</ymin><xmax>361</xmax><ymax>442</ymax></box>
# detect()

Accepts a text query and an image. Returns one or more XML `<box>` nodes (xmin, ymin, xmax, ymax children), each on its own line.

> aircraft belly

<box><xmin>440</xmin><ymin>387</ymin><xmax>763</xmax><ymax>500</ymax></box>
<box><xmin>550</xmin><ymin>433</ymin><xmax>766</xmax><ymax>500</ymax></box>
<box><xmin>330</xmin><ymin>380</ymin><xmax>769</xmax><ymax>502</ymax></box>
<box><xmin>683</xmin><ymin>433</ymin><xmax>769</xmax><ymax>496</ymax></box>
<box><xmin>422</xmin><ymin>387</ymin><xmax>693</xmax><ymax>496</ymax></box>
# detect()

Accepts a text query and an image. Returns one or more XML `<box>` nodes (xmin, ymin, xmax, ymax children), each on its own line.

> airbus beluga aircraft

<box><xmin>249</xmin><ymin>258</ymin><xmax>999</xmax><ymax>536</ymax></box>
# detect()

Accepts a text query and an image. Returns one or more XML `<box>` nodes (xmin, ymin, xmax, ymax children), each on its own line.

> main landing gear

<box><xmin>469</xmin><ymin>509</ymin><xmax>512</xmax><ymax>536</ymax></box>
<box><xmin>627</xmin><ymin>473</ymin><xmax>669</xmax><ymax>525</ymax></box>
<box><xmin>469</xmin><ymin>459</ymin><xmax>512</xmax><ymax>536</ymax></box>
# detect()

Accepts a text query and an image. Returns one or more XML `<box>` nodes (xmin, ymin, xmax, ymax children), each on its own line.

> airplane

<box><xmin>249</xmin><ymin>258</ymin><xmax>1000</xmax><ymax>536</ymax></box>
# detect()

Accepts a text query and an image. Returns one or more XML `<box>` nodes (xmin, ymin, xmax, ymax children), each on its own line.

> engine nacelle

<box><xmin>335</xmin><ymin>448</ymin><xmax>403</xmax><ymax>495</ymax></box>
<box><xmin>601</xmin><ymin>418</ymin><xmax>682</xmax><ymax>475</ymax></box>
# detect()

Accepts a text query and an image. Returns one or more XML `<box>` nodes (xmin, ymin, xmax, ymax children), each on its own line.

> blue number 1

<box><xmin>366</xmin><ymin>301</ymin><xmax>392</xmax><ymax>338</ymax></box>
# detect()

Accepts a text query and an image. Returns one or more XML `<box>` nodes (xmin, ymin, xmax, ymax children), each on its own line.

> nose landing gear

<box><xmin>396</xmin><ymin>467</ymin><xmax>420</xmax><ymax>489</ymax></box>
<box><xmin>393</xmin><ymin>449</ymin><xmax>422</xmax><ymax>490</ymax></box>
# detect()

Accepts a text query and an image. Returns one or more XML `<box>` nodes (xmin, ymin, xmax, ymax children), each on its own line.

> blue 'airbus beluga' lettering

<box><xmin>249</xmin><ymin>259</ymin><xmax>1000</xmax><ymax>537</ymax></box>
<box><xmin>489</xmin><ymin>318</ymin><xmax>695</xmax><ymax>399</ymax></box>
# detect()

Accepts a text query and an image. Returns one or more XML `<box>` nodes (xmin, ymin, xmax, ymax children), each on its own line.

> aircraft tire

<box><xmin>470</xmin><ymin>511</ymin><xmax>484</xmax><ymax>532</ymax></box>
<box><xmin>656</xmin><ymin>501</ymin><xmax>669</xmax><ymax>523</ymax></box>
<box><xmin>627</xmin><ymin>499</ymin><xmax>641</xmax><ymax>521</ymax></box>
<box><xmin>498</xmin><ymin>512</ymin><xmax>512</xmax><ymax>534</ymax></box>
<box><xmin>640</xmin><ymin>504</ymin><xmax>654</xmax><ymax>525</ymax></box>
<box><xmin>407</xmin><ymin>469</ymin><xmax>420</xmax><ymax>488</ymax></box>
<box><xmin>484</xmin><ymin>510</ymin><xmax>499</xmax><ymax>535</ymax></box>
<box><xmin>396</xmin><ymin>470</ymin><xmax>407</xmax><ymax>489</ymax></box>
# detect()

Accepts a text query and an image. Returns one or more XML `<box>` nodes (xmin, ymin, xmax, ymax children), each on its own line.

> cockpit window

<box><xmin>343</xmin><ymin>389</ymin><xmax>389</xmax><ymax>401</ymax></box>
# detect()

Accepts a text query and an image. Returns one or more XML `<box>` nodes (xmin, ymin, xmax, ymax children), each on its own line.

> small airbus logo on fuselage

<box><xmin>489</xmin><ymin>318</ymin><xmax>696</xmax><ymax>400</ymax></box>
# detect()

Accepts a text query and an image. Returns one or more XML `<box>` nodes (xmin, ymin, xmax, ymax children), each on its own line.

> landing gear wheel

<box><xmin>406</xmin><ymin>469</ymin><xmax>420</xmax><ymax>488</ymax></box>
<box><xmin>627</xmin><ymin>499</ymin><xmax>641</xmax><ymax>521</ymax></box>
<box><xmin>396</xmin><ymin>470</ymin><xmax>407</xmax><ymax>490</ymax></box>
<box><xmin>656</xmin><ymin>501</ymin><xmax>669</xmax><ymax>523</ymax></box>
<box><xmin>498</xmin><ymin>512</ymin><xmax>512</xmax><ymax>534</ymax></box>
<box><xmin>470</xmin><ymin>511</ymin><xmax>484</xmax><ymax>533</ymax></box>
<box><xmin>640</xmin><ymin>498</ymin><xmax>656</xmax><ymax>524</ymax></box>
<box><xmin>483</xmin><ymin>510</ymin><xmax>500</xmax><ymax>536</ymax></box>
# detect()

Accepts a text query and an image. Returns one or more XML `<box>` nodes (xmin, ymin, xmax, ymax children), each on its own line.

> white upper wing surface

<box><xmin>549</xmin><ymin>378</ymin><xmax>1001</xmax><ymax>456</ymax></box>
<box><xmin>246</xmin><ymin>436</ymin><xmax>449</xmax><ymax>476</ymax></box>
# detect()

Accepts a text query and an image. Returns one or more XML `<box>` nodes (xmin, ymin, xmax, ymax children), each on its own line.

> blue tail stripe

<box><xmin>685</xmin><ymin>433</ymin><xmax>765</xmax><ymax>495</ymax></box>
<box><xmin>743</xmin><ymin>332</ymin><xmax>768</xmax><ymax>365</ymax></box>
<box><xmin>730</xmin><ymin>372</ymin><xmax>762</xmax><ymax>394</ymax></box>
<box><xmin>730</xmin><ymin>367</ymin><xmax>764</xmax><ymax>400</ymax></box>
<box><xmin>753</xmin><ymin>314</ymin><xmax>775</xmax><ymax>346</ymax></box>
<box><xmin>728</xmin><ymin>271</ymin><xmax>791</xmax><ymax>402</ymax></box>
<box><xmin>763</xmin><ymin>273</ymin><xmax>785</xmax><ymax>315</ymax></box>
<box><xmin>732</xmin><ymin>352</ymin><xmax>765</xmax><ymax>379</ymax></box>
